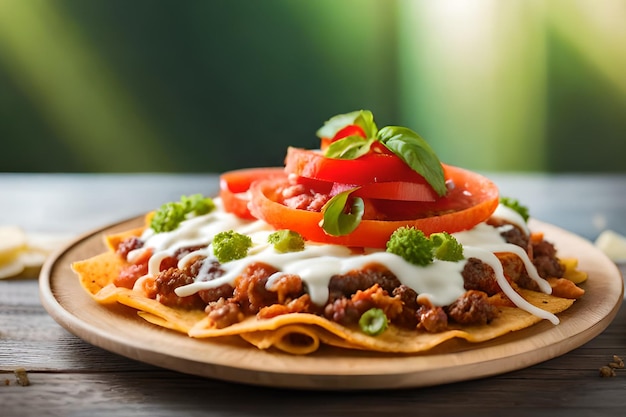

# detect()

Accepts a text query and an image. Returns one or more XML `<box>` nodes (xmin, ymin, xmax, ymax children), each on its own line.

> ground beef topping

<box><xmin>327</xmin><ymin>263</ymin><xmax>402</xmax><ymax>302</ymax></box>
<box><xmin>143</xmin><ymin>244</ymin><xmax>558</xmax><ymax>334</ymax></box>
<box><xmin>446</xmin><ymin>290</ymin><xmax>499</xmax><ymax>325</ymax></box>
<box><xmin>116</xmin><ymin>236</ymin><xmax>144</xmax><ymax>258</ymax></box>
<box><xmin>487</xmin><ymin>218</ymin><xmax>530</xmax><ymax>249</ymax></box>
<box><xmin>154</xmin><ymin>267</ymin><xmax>206</xmax><ymax>310</ymax></box>
<box><xmin>532</xmin><ymin>240</ymin><xmax>565</xmax><ymax>278</ymax></box>
<box><xmin>417</xmin><ymin>303</ymin><xmax>448</xmax><ymax>333</ymax></box>
<box><xmin>462</xmin><ymin>257</ymin><xmax>500</xmax><ymax>295</ymax></box>
<box><xmin>205</xmin><ymin>298</ymin><xmax>244</xmax><ymax>329</ymax></box>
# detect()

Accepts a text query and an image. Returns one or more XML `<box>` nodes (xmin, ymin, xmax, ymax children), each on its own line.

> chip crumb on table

<box><xmin>0</xmin><ymin>369</ymin><xmax>31</xmax><ymax>387</ymax></box>
<box><xmin>599</xmin><ymin>366</ymin><xmax>615</xmax><ymax>377</ymax></box>
<box><xmin>0</xmin><ymin>226</ymin><xmax>73</xmax><ymax>279</ymax></box>
<box><xmin>595</xmin><ymin>230</ymin><xmax>626</xmax><ymax>263</ymax></box>
<box><xmin>599</xmin><ymin>355</ymin><xmax>624</xmax><ymax>377</ymax></box>
<box><xmin>609</xmin><ymin>355</ymin><xmax>625</xmax><ymax>369</ymax></box>
<box><xmin>14</xmin><ymin>368</ymin><xmax>30</xmax><ymax>386</ymax></box>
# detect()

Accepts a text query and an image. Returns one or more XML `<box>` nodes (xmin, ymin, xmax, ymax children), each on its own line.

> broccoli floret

<box><xmin>181</xmin><ymin>193</ymin><xmax>215</xmax><ymax>216</ymax></box>
<box><xmin>150</xmin><ymin>201</ymin><xmax>187</xmax><ymax>233</ymax></box>
<box><xmin>499</xmin><ymin>197</ymin><xmax>530</xmax><ymax>222</ymax></box>
<box><xmin>268</xmin><ymin>230</ymin><xmax>305</xmax><ymax>253</ymax></box>
<box><xmin>386</xmin><ymin>227</ymin><xmax>465</xmax><ymax>265</ymax></box>
<box><xmin>386</xmin><ymin>227</ymin><xmax>434</xmax><ymax>266</ymax></box>
<box><xmin>150</xmin><ymin>194</ymin><xmax>215</xmax><ymax>233</ymax></box>
<box><xmin>430</xmin><ymin>232</ymin><xmax>464</xmax><ymax>262</ymax></box>
<box><xmin>212</xmin><ymin>230</ymin><xmax>252</xmax><ymax>263</ymax></box>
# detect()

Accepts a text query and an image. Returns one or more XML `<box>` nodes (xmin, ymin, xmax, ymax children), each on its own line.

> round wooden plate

<box><xmin>39</xmin><ymin>217</ymin><xmax>624</xmax><ymax>390</ymax></box>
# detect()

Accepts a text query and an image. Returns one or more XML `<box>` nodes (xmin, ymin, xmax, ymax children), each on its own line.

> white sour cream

<box><xmin>128</xmin><ymin>200</ymin><xmax>558</xmax><ymax>324</ymax></box>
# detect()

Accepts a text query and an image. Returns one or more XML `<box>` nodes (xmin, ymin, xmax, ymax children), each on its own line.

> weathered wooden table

<box><xmin>1</xmin><ymin>172</ymin><xmax>625</xmax><ymax>416</ymax></box>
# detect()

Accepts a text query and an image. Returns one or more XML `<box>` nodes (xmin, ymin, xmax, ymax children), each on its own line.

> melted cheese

<box><xmin>128</xmin><ymin>200</ymin><xmax>558</xmax><ymax>324</ymax></box>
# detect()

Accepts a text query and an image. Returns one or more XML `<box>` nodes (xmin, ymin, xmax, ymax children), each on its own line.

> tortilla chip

<box><xmin>185</xmin><ymin>288</ymin><xmax>573</xmax><ymax>353</ymax></box>
<box><xmin>105</xmin><ymin>285</ymin><xmax>206</xmax><ymax>333</ymax></box>
<box><xmin>73</xmin><ymin>252</ymin><xmax>127</xmax><ymax>296</ymax></box>
<box><xmin>73</xmin><ymin>236</ymin><xmax>205</xmax><ymax>334</ymax></box>
<box><xmin>104</xmin><ymin>226</ymin><xmax>145</xmax><ymax>252</ymax></box>
<box><xmin>138</xmin><ymin>311</ymin><xmax>206</xmax><ymax>333</ymax></box>
<box><xmin>72</xmin><ymin>228</ymin><xmax>578</xmax><ymax>355</ymax></box>
<box><xmin>240</xmin><ymin>325</ymin><xmax>322</xmax><ymax>355</ymax></box>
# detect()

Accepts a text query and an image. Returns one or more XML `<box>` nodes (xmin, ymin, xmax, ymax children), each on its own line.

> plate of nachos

<box><xmin>40</xmin><ymin>110</ymin><xmax>623</xmax><ymax>389</ymax></box>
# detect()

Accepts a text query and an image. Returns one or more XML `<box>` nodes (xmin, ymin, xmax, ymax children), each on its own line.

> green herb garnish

<box><xmin>181</xmin><ymin>193</ymin><xmax>216</xmax><ymax>216</ymax></box>
<box><xmin>150</xmin><ymin>194</ymin><xmax>215</xmax><ymax>233</ymax></box>
<box><xmin>385</xmin><ymin>227</ymin><xmax>434</xmax><ymax>266</ymax></box>
<box><xmin>212</xmin><ymin>230</ymin><xmax>252</xmax><ymax>263</ymax></box>
<box><xmin>268</xmin><ymin>230</ymin><xmax>305</xmax><ymax>253</ymax></box>
<box><xmin>377</xmin><ymin>126</ymin><xmax>447</xmax><ymax>197</ymax></box>
<box><xmin>324</xmin><ymin>136</ymin><xmax>376</xmax><ymax>160</ymax></box>
<box><xmin>317</xmin><ymin>110</ymin><xmax>447</xmax><ymax>198</ymax></box>
<box><xmin>386</xmin><ymin>227</ymin><xmax>464</xmax><ymax>265</ymax></box>
<box><xmin>316</xmin><ymin>110</ymin><xmax>378</xmax><ymax>140</ymax></box>
<box><xmin>319</xmin><ymin>188</ymin><xmax>364</xmax><ymax>236</ymax></box>
<box><xmin>499</xmin><ymin>197</ymin><xmax>530</xmax><ymax>222</ymax></box>
<box><xmin>430</xmin><ymin>232</ymin><xmax>464</xmax><ymax>262</ymax></box>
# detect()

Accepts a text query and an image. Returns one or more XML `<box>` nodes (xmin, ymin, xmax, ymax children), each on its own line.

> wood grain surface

<box><xmin>3</xmin><ymin>276</ymin><xmax>626</xmax><ymax>416</ymax></box>
<box><xmin>2</xmin><ymin>173</ymin><xmax>626</xmax><ymax>417</ymax></box>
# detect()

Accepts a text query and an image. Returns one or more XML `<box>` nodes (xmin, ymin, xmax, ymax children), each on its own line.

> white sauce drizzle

<box><xmin>492</xmin><ymin>204</ymin><xmax>530</xmax><ymax>235</ymax></box>
<box><xmin>463</xmin><ymin>247</ymin><xmax>558</xmax><ymax>324</ymax></box>
<box><xmin>127</xmin><ymin>200</ymin><xmax>558</xmax><ymax>324</ymax></box>
<box><xmin>453</xmin><ymin>225</ymin><xmax>552</xmax><ymax>294</ymax></box>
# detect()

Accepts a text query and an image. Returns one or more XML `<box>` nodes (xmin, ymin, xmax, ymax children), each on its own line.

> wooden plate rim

<box><xmin>39</xmin><ymin>217</ymin><xmax>624</xmax><ymax>390</ymax></box>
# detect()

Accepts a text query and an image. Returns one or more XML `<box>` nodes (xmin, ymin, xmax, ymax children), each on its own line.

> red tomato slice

<box><xmin>219</xmin><ymin>167</ymin><xmax>287</xmax><ymax>219</ymax></box>
<box><xmin>284</xmin><ymin>147</ymin><xmax>427</xmax><ymax>185</ymax></box>
<box><xmin>353</xmin><ymin>181</ymin><xmax>437</xmax><ymax>202</ymax></box>
<box><xmin>333</xmin><ymin>124</ymin><xmax>367</xmax><ymax>141</ymax></box>
<box><xmin>295</xmin><ymin>176</ymin><xmax>436</xmax><ymax>202</ymax></box>
<box><xmin>248</xmin><ymin>164</ymin><xmax>499</xmax><ymax>248</ymax></box>
<box><xmin>327</xmin><ymin>181</ymin><xmax>437</xmax><ymax>202</ymax></box>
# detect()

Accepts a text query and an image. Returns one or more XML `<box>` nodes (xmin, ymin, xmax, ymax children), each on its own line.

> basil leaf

<box><xmin>377</xmin><ymin>126</ymin><xmax>447</xmax><ymax>197</ymax></box>
<box><xmin>353</xmin><ymin>110</ymin><xmax>378</xmax><ymax>138</ymax></box>
<box><xmin>324</xmin><ymin>136</ymin><xmax>375</xmax><ymax>159</ymax></box>
<box><xmin>316</xmin><ymin>110</ymin><xmax>378</xmax><ymax>139</ymax></box>
<box><xmin>320</xmin><ymin>189</ymin><xmax>364</xmax><ymax>236</ymax></box>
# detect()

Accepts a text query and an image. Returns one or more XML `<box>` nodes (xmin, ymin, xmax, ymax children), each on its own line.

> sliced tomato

<box><xmin>284</xmin><ymin>147</ymin><xmax>427</xmax><ymax>185</ymax></box>
<box><xmin>294</xmin><ymin>176</ymin><xmax>436</xmax><ymax>202</ymax></box>
<box><xmin>248</xmin><ymin>164</ymin><xmax>499</xmax><ymax>248</ymax></box>
<box><xmin>354</xmin><ymin>181</ymin><xmax>437</xmax><ymax>202</ymax></box>
<box><xmin>326</xmin><ymin>181</ymin><xmax>435</xmax><ymax>202</ymax></box>
<box><xmin>219</xmin><ymin>167</ymin><xmax>287</xmax><ymax>219</ymax></box>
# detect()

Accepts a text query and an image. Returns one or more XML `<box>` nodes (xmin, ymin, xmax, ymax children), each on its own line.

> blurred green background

<box><xmin>0</xmin><ymin>0</ymin><xmax>624</xmax><ymax>173</ymax></box>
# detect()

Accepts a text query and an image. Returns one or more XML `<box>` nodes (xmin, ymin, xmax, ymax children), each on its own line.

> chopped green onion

<box><xmin>359</xmin><ymin>308</ymin><xmax>388</xmax><ymax>336</ymax></box>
